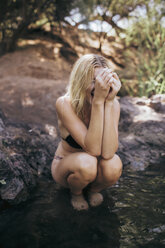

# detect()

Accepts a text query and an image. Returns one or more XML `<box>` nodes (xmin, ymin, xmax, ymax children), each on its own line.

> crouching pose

<box><xmin>51</xmin><ymin>54</ymin><xmax>122</xmax><ymax>211</ymax></box>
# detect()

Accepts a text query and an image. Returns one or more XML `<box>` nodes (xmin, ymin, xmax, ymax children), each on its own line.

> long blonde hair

<box><xmin>66</xmin><ymin>54</ymin><xmax>111</xmax><ymax>119</ymax></box>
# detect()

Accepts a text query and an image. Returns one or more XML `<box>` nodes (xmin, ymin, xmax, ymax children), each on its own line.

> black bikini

<box><xmin>54</xmin><ymin>135</ymin><xmax>82</xmax><ymax>160</ymax></box>
<box><xmin>63</xmin><ymin>135</ymin><xmax>82</xmax><ymax>149</ymax></box>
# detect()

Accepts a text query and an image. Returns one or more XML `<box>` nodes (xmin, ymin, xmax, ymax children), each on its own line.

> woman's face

<box><xmin>85</xmin><ymin>67</ymin><xmax>103</xmax><ymax>105</ymax></box>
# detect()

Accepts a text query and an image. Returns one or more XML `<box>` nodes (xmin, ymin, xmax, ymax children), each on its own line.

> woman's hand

<box><xmin>94</xmin><ymin>68</ymin><xmax>113</xmax><ymax>103</ymax></box>
<box><xmin>105</xmin><ymin>72</ymin><xmax>121</xmax><ymax>102</ymax></box>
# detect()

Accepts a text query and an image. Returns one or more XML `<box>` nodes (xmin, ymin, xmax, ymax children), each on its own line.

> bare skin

<box><xmin>51</xmin><ymin>67</ymin><xmax>122</xmax><ymax>210</ymax></box>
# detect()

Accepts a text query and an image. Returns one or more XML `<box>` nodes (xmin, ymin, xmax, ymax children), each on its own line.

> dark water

<box><xmin>0</xmin><ymin>165</ymin><xmax>165</xmax><ymax>248</ymax></box>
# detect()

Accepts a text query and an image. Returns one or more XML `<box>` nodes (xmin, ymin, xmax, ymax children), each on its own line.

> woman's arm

<box><xmin>101</xmin><ymin>72</ymin><xmax>121</xmax><ymax>159</ymax></box>
<box><xmin>84</xmin><ymin>99</ymin><xmax>104</xmax><ymax>156</ymax></box>
<box><xmin>101</xmin><ymin>99</ymin><xmax>120</xmax><ymax>159</ymax></box>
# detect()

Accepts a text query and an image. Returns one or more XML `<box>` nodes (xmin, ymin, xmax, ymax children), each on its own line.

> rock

<box><xmin>118</xmin><ymin>96</ymin><xmax>165</xmax><ymax>171</ymax></box>
<box><xmin>149</xmin><ymin>94</ymin><xmax>165</xmax><ymax>112</ymax></box>
<box><xmin>0</xmin><ymin>95</ymin><xmax>165</xmax><ymax>205</ymax></box>
<box><xmin>0</xmin><ymin>109</ymin><xmax>59</xmax><ymax>205</ymax></box>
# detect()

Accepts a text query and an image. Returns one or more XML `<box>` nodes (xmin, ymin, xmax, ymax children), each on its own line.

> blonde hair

<box><xmin>66</xmin><ymin>54</ymin><xmax>111</xmax><ymax>119</ymax></box>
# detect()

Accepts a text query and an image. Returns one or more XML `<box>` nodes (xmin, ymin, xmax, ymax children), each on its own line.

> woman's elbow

<box><xmin>102</xmin><ymin>154</ymin><xmax>114</xmax><ymax>160</ymax></box>
<box><xmin>83</xmin><ymin>142</ymin><xmax>101</xmax><ymax>157</ymax></box>
<box><xmin>85</xmin><ymin>147</ymin><xmax>101</xmax><ymax>157</ymax></box>
<box><xmin>87</xmin><ymin>149</ymin><xmax>101</xmax><ymax>157</ymax></box>
<box><xmin>102</xmin><ymin>145</ymin><xmax>118</xmax><ymax>160</ymax></box>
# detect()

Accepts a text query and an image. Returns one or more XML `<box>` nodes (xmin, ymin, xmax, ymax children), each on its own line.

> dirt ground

<box><xmin>0</xmin><ymin>41</ymin><xmax>73</xmax><ymax>133</ymax></box>
<box><xmin>0</xmin><ymin>34</ymin><xmax>123</xmax><ymax>134</ymax></box>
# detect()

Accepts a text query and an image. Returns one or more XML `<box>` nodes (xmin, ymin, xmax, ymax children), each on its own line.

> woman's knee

<box><xmin>99</xmin><ymin>154</ymin><xmax>123</xmax><ymax>185</ymax></box>
<box><xmin>77</xmin><ymin>154</ymin><xmax>97</xmax><ymax>182</ymax></box>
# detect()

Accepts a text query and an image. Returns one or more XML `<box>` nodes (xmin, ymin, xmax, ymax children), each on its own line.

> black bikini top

<box><xmin>63</xmin><ymin>135</ymin><xmax>82</xmax><ymax>149</ymax></box>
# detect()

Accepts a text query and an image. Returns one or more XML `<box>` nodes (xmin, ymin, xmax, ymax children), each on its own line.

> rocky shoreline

<box><xmin>0</xmin><ymin>95</ymin><xmax>165</xmax><ymax>207</ymax></box>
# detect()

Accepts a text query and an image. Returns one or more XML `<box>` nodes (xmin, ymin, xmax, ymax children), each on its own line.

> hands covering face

<box><xmin>105</xmin><ymin>69</ymin><xmax>121</xmax><ymax>101</ymax></box>
<box><xmin>93</xmin><ymin>68</ymin><xmax>121</xmax><ymax>102</ymax></box>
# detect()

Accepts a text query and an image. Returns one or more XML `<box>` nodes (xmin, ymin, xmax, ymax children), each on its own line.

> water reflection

<box><xmin>0</xmin><ymin>182</ymin><xmax>120</xmax><ymax>248</ymax></box>
<box><xmin>109</xmin><ymin>167</ymin><xmax>165</xmax><ymax>248</ymax></box>
<box><xmin>0</xmin><ymin>165</ymin><xmax>165</xmax><ymax>248</ymax></box>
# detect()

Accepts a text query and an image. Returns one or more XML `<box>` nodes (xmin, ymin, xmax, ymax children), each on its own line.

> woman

<box><xmin>51</xmin><ymin>54</ymin><xmax>122</xmax><ymax>211</ymax></box>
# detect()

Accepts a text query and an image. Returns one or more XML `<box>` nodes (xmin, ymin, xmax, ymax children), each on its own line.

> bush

<box><xmin>123</xmin><ymin>9</ymin><xmax>165</xmax><ymax>97</ymax></box>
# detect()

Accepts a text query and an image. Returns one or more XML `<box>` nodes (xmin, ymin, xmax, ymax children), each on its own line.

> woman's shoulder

<box><xmin>56</xmin><ymin>95</ymin><xmax>70</xmax><ymax>105</ymax></box>
<box><xmin>56</xmin><ymin>95</ymin><xmax>71</xmax><ymax>113</ymax></box>
<box><xmin>55</xmin><ymin>95</ymin><xmax>78</xmax><ymax>122</ymax></box>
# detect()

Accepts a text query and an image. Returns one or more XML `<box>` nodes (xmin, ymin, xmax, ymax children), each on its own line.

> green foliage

<box><xmin>109</xmin><ymin>0</ymin><xmax>146</xmax><ymax>17</ymax></box>
<box><xmin>123</xmin><ymin>4</ymin><xmax>165</xmax><ymax>97</ymax></box>
<box><xmin>137</xmin><ymin>37</ymin><xmax>165</xmax><ymax>97</ymax></box>
<box><xmin>0</xmin><ymin>0</ymin><xmax>75</xmax><ymax>54</ymax></box>
<box><xmin>0</xmin><ymin>0</ymin><xmax>47</xmax><ymax>53</ymax></box>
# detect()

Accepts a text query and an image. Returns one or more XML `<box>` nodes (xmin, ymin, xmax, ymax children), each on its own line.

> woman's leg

<box><xmin>51</xmin><ymin>152</ymin><xmax>97</xmax><ymax>210</ymax></box>
<box><xmin>88</xmin><ymin>154</ymin><xmax>122</xmax><ymax>206</ymax></box>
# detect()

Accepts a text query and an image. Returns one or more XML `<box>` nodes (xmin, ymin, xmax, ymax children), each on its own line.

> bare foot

<box><xmin>71</xmin><ymin>194</ymin><xmax>89</xmax><ymax>211</ymax></box>
<box><xmin>88</xmin><ymin>192</ymin><xmax>103</xmax><ymax>207</ymax></box>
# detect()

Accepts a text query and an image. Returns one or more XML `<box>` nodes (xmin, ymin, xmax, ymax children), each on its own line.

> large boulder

<box><xmin>0</xmin><ymin>109</ymin><xmax>59</xmax><ymax>206</ymax></box>
<box><xmin>118</xmin><ymin>96</ymin><xmax>165</xmax><ymax>171</ymax></box>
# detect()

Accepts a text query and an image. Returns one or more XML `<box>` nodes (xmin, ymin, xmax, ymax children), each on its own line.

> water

<box><xmin>0</xmin><ymin>165</ymin><xmax>165</xmax><ymax>248</ymax></box>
